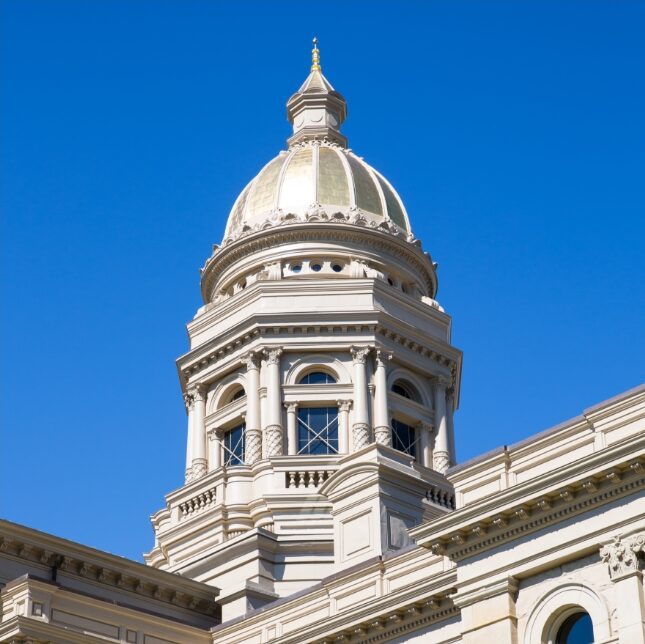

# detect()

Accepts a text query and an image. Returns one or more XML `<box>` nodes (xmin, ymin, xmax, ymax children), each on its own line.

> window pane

<box><xmin>391</xmin><ymin>418</ymin><xmax>417</xmax><ymax>458</ymax></box>
<box><xmin>224</xmin><ymin>423</ymin><xmax>245</xmax><ymax>466</ymax></box>
<box><xmin>557</xmin><ymin>613</ymin><xmax>594</xmax><ymax>644</ymax></box>
<box><xmin>297</xmin><ymin>407</ymin><xmax>338</xmax><ymax>454</ymax></box>
<box><xmin>299</xmin><ymin>371</ymin><xmax>337</xmax><ymax>384</ymax></box>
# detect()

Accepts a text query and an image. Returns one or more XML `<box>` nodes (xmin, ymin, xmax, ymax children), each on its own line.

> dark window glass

<box><xmin>311</xmin><ymin>263</ymin><xmax>322</xmax><ymax>272</ymax></box>
<box><xmin>556</xmin><ymin>613</ymin><xmax>594</xmax><ymax>644</ymax></box>
<box><xmin>332</xmin><ymin>263</ymin><xmax>343</xmax><ymax>272</ymax></box>
<box><xmin>297</xmin><ymin>407</ymin><xmax>339</xmax><ymax>454</ymax></box>
<box><xmin>299</xmin><ymin>371</ymin><xmax>337</xmax><ymax>384</ymax></box>
<box><xmin>391</xmin><ymin>418</ymin><xmax>417</xmax><ymax>458</ymax></box>
<box><xmin>392</xmin><ymin>383</ymin><xmax>411</xmax><ymax>399</ymax></box>
<box><xmin>391</xmin><ymin>380</ymin><xmax>421</xmax><ymax>403</ymax></box>
<box><xmin>223</xmin><ymin>423</ymin><xmax>245</xmax><ymax>466</ymax></box>
<box><xmin>291</xmin><ymin>264</ymin><xmax>302</xmax><ymax>273</ymax></box>
<box><xmin>230</xmin><ymin>388</ymin><xmax>245</xmax><ymax>402</ymax></box>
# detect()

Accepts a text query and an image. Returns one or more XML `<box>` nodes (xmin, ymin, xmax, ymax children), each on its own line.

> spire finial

<box><xmin>311</xmin><ymin>37</ymin><xmax>321</xmax><ymax>72</ymax></box>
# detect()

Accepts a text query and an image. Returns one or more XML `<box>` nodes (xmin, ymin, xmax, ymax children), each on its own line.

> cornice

<box><xmin>412</xmin><ymin>435</ymin><xmax>645</xmax><ymax>561</ymax></box>
<box><xmin>0</xmin><ymin>520</ymin><xmax>219</xmax><ymax>617</ymax></box>
<box><xmin>201</xmin><ymin>222</ymin><xmax>437</xmax><ymax>303</ymax></box>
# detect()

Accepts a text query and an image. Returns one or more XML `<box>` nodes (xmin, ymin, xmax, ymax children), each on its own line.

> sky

<box><xmin>1</xmin><ymin>1</ymin><xmax>644</xmax><ymax>562</ymax></box>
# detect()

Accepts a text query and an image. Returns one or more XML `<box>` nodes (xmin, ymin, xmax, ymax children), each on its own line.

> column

<box><xmin>285</xmin><ymin>402</ymin><xmax>298</xmax><ymax>455</ymax></box>
<box><xmin>600</xmin><ymin>534</ymin><xmax>645</xmax><ymax>644</ymax></box>
<box><xmin>241</xmin><ymin>352</ymin><xmax>262</xmax><ymax>464</ymax></box>
<box><xmin>264</xmin><ymin>347</ymin><xmax>284</xmax><ymax>457</ymax></box>
<box><xmin>418</xmin><ymin>421</ymin><xmax>434</xmax><ymax>469</ymax></box>
<box><xmin>208</xmin><ymin>429</ymin><xmax>222</xmax><ymax>471</ymax></box>
<box><xmin>190</xmin><ymin>384</ymin><xmax>207</xmax><ymax>480</ymax></box>
<box><xmin>337</xmin><ymin>400</ymin><xmax>352</xmax><ymax>454</ymax></box>
<box><xmin>373</xmin><ymin>349</ymin><xmax>392</xmax><ymax>446</ymax></box>
<box><xmin>350</xmin><ymin>346</ymin><xmax>371</xmax><ymax>451</ymax></box>
<box><xmin>433</xmin><ymin>375</ymin><xmax>451</xmax><ymax>474</ymax></box>
<box><xmin>446</xmin><ymin>388</ymin><xmax>456</xmax><ymax>467</ymax></box>
<box><xmin>183</xmin><ymin>391</ymin><xmax>195</xmax><ymax>483</ymax></box>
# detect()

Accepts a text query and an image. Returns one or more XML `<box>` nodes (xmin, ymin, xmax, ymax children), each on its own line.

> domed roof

<box><xmin>222</xmin><ymin>39</ymin><xmax>412</xmax><ymax>242</ymax></box>
<box><xmin>224</xmin><ymin>141</ymin><xmax>410</xmax><ymax>240</ymax></box>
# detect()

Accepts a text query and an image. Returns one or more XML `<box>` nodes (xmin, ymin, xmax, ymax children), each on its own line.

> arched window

<box><xmin>297</xmin><ymin>407</ymin><xmax>339</xmax><ymax>454</ymax></box>
<box><xmin>230</xmin><ymin>388</ymin><xmax>245</xmax><ymax>402</ymax></box>
<box><xmin>556</xmin><ymin>612</ymin><xmax>594</xmax><ymax>644</ymax></box>
<box><xmin>391</xmin><ymin>418</ymin><xmax>418</xmax><ymax>457</ymax></box>
<box><xmin>299</xmin><ymin>371</ymin><xmax>337</xmax><ymax>385</ymax></box>
<box><xmin>391</xmin><ymin>379</ymin><xmax>421</xmax><ymax>403</ymax></box>
<box><xmin>223</xmin><ymin>422</ymin><xmax>245</xmax><ymax>466</ymax></box>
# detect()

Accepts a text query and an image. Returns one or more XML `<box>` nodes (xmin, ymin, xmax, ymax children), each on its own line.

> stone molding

<box><xmin>600</xmin><ymin>533</ymin><xmax>645</xmax><ymax>580</ymax></box>
<box><xmin>413</xmin><ymin>449</ymin><xmax>645</xmax><ymax>561</ymax></box>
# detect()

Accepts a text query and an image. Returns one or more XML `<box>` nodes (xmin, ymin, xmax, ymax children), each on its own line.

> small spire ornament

<box><xmin>311</xmin><ymin>37</ymin><xmax>321</xmax><ymax>72</ymax></box>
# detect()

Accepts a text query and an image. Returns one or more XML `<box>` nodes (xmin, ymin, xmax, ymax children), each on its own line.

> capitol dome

<box><xmin>222</xmin><ymin>40</ymin><xmax>411</xmax><ymax>241</ymax></box>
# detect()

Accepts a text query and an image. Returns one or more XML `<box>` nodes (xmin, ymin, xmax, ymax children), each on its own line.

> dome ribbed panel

<box><xmin>346</xmin><ymin>154</ymin><xmax>383</xmax><ymax>216</ymax></box>
<box><xmin>278</xmin><ymin>147</ymin><xmax>314</xmax><ymax>215</ymax></box>
<box><xmin>375</xmin><ymin>173</ymin><xmax>408</xmax><ymax>231</ymax></box>
<box><xmin>318</xmin><ymin>147</ymin><xmax>350</xmax><ymax>207</ymax></box>
<box><xmin>227</xmin><ymin>181</ymin><xmax>252</xmax><ymax>236</ymax></box>
<box><xmin>246</xmin><ymin>154</ymin><xmax>287</xmax><ymax>219</ymax></box>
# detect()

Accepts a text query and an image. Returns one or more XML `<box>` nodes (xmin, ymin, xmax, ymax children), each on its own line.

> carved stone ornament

<box><xmin>374</xmin><ymin>426</ymin><xmax>392</xmax><ymax>447</ymax></box>
<box><xmin>285</xmin><ymin>402</ymin><xmax>298</xmax><ymax>413</ymax></box>
<box><xmin>352</xmin><ymin>423</ymin><xmax>370</xmax><ymax>450</ymax></box>
<box><xmin>600</xmin><ymin>533</ymin><xmax>645</xmax><ymax>580</ymax></box>
<box><xmin>264</xmin><ymin>348</ymin><xmax>283</xmax><ymax>365</ymax></box>
<box><xmin>265</xmin><ymin>425</ymin><xmax>284</xmax><ymax>457</ymax></box>
<box><xmin>433</xmin><ymin>450</ymin><xmax>450</xmax><ymax>474</ymax></box>
<box><xmin>337</xmin><ymin>400</ymin><xmax>352</xmax><ymax>413</ymax></box>
<box><xmin>375</xmin><ymin>348</ymin><xmax>392</xmax><ymax>367</ymax></box>
<box><xmin>434</xmin><ymin>375</ymin><xmax>452</xmax><ymax>391</ymax></box>
<box><xmin>240</xmin><ymin>351</ymin><xmax>260</xmax><ymax>371</ymax></box>
<box><xmin>183</xmin><ymin>391</ymin><xmax>195</xmax><ymax>412</ymax></box>
<box><xmin>191</xmin><ymin>459</ymin><xmax>207</xmax><ymax>481</ymax></box>
<box><xmin>350</xmin><ymin>346</ymin><xmax>371</xmax><ymax>365</ymax></box>
<box><xmin>245</xmin><ymin>428</ymin><xmax>262</xmax><ymax>464</ymax></box>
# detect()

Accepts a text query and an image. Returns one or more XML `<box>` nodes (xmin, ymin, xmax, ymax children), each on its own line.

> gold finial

<box><xmin>311</xmin><ymin>37</ymin><xmax>321</xmax><ymax>72</ymax></box>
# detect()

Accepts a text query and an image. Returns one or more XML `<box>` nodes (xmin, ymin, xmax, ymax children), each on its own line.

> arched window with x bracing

<box><xmin>297</xmin><ymin>407</ymin><xmax>339</xmax><ymax>454</ymax></box>
<box><xmin>223</xmin><ymin>422</ymin><xmax>245</xmax><ymax>466</ymax></box>
<box><xmin>391</xmin><ymin>418</ymin><xmax>418</xmax><ymax>458</ymax></box>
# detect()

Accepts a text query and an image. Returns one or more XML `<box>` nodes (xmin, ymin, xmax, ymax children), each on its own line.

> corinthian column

<box><xmin>264</xmin><ymin>348</ymin><xmax>284</xmax><ymax>457</ymax></box>
<box><xmin>337</xmin><ymin>400</ymin><xmax>352</xmax><ymax>454</ymax></box>
<box><xmin>433</xmin><ymin>376</ymin><xmax>451</xmax><ymax>474</ymax></box>
<box><xmin>241</xmin><ymin>352</ymin><xmax>262</xmax><ymax>464</ymax></box>
<box><xmin>373</xmin><ymin>349</ymin><xmax>392</xmax><ymax>446</ymax></box>
<box><xmin>350</xmin><ymin>346</ymin><xmax>371</xmax><ymax>451</ymax></box>
<box><xmin>188</xmin><ymin>384</ymin><xmax>207</xmax><ymax>480</ymax></box>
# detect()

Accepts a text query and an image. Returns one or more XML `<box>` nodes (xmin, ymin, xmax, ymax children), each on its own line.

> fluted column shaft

<box><xmin>433</xmin><ymin>376</ymin><xmax>450</xmax><ymax>474</ymax></box>
<box><xmin>373</xmin><ymin>349</ymin><xmax>392</xmax><ymax>446</ymax></box>
<box><xmin>264</xmin><ymin>348</ymin><xmax>284</xmax><ymax>457</ymax></box>
<box><xmin>286</xmin><ymin>402</ymin><xmax>298</xmax><ymax>455</ymax></box>
<box><xmin>242</xmin><ymin>352</ymin><xmax>262</xmax><ymax>464</ymax></box>
<box><xmin>350</xmin><ymin>346</ymin><xmax>371</xmax><ymax>451</ymax></box>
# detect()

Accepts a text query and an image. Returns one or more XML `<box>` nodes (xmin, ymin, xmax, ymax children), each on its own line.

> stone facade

<box><xmin>2</xmin><ymin>42</ymin><xmax>643</xmax><ymax>644</ymax></box>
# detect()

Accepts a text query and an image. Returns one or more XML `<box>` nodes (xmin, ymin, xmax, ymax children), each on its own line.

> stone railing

<box><xmin>285</xmin><ymin>469</ymin><xmax>332</xmax><ymax>489</ymax></box>
<box><xmin>178</xmin><ymin>488</ymin><xmax>217</xmax><ymax>519</ymax></box>
<box><xmin>426</xmin><ymin>484</ymin><xmax>455</xmax><ymax>510</ymax></box>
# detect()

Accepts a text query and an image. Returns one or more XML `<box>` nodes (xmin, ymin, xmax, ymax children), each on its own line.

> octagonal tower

<box><xmin>146</xmin><ymin>41</ymin><xmax>462</xmax><ymax>621</ymax></box>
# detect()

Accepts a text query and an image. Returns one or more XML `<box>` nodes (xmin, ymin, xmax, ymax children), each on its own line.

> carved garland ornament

<box><xmin>600</xmin><ymin>533</ymin><xmax>645</xmax><ymax>580</ymax></box>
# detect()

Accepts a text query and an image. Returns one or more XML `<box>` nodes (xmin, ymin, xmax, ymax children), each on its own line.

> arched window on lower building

<box><xmin>391</xmin><ymin>418</ymin><xmax>418</xmax><ymax>458</ymax></box>
<box><xmin>297</xmin><ymin>407</ymin><xmax>339</xmax><ymax>454</ymax></box>
<box><xmin>299</xmin><ymin>371</ymin><xmax>337</xmax><ymax>385</ymax></box>
<box><xmin>556</xmin><ymin>612</ymin><xmax>594</xmax><ymax>644</ymax></box>
<box><xmin>223</xmin><ymin>422</ymin><xmax>245</xmax><ymax>466</ymax></box>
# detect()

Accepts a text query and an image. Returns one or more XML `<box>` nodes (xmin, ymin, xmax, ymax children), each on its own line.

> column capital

<box><xmin>350</xmin><ymin>345</ymin><xmax>371</xmax><ymax>365</ymax></box>
<box><xmin>417</xmin><ymin>421</ymin><xmax>434</xmax><ymax>433</ymax></box>
<box><xmin>240</xmin><ymin>351</ymin><xmax>260</xmax><ymax>371</ymax></box>
<box><xmin>375</xmin><ymin>347</ymin><xmax>393</xmax><ymax>366</ymax></box>
<box><xmin>207</xmin><ymin>428</ymin><xmax>222</xmax><ymax>441</ymax></box>
<box><xmin>264</xmin><ymin>347</ymin><xmax>283</xmax><ymax>365</ymax></box>
<box><xmin>285</xmin><ymin>402</ymin><xmax>298</xmax><ymax>413</ymax></box>
<box><xmin>600</xmin><ymin>533</ymin><xmax>645</xmax><ymax>581</ymax></box>
<box><xmin>434</xmin><ymin>374</ymin><xmax>452</xmax><ymax>390</ymax></box>
<box><xmin>337</xmin><ymin>400</ymin><xmax>352</xmax><ymax>412</ymax></box>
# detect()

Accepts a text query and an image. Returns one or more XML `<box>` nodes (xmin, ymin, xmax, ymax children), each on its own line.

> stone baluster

<box><xmin>350</xmin><ymin>346</ymin><xmax>371</xmax><ymax>451</ymax></box>
<box><xmin>337</xmin><ymin>400</ymin><xmax>352</xmax><ymax>454</ymax></box>
<box><xmin>241</xmin><ymin>352</ymin><xmax>262</xmax><ymax>464</ymax></box>
<box><xmin>189</xmin><ymin>384</ymin><xmax>207</xmax><ymax>480</ymax></box>
<box><xmin>418</xmin><ymin>421</ymin><xmax>434</xmax><ymax>469</ymax></box>
<box><xmin>432</xmin><ymin>376</ymin><xmax>451</xmax><ymax>474</ymax></box>
<box><xmin>285</xmin><ymin>402</ymin><xmax>298</xmax><ymax>455</ymax></box>
<box><xmin>264</xmin><ymin>348</ymin><xmax>284</xmax><ymax>457</ymax></box>
<box><xmin>373</xmin><ymin>348</ymin><xmax>392</xmax><ymax>446</ymax></box>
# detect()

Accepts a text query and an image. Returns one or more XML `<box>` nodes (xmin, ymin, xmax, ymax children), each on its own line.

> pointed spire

<box><xmin>311</xmin><ymin>37</ymin><xmax>321</xmax><ymax>72</ymax></box>
<box><xmin>285</xmin><ymin>38</ymin><xmax>348</xmax><ymax>148</ymax></box>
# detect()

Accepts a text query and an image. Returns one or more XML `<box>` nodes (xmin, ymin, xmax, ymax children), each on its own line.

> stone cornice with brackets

<box><xmin>0</xmin><ymin>520</ymin><xmax>219</xmax><ymax>618</ymax></box>
<box><xmin>411</xmin><ymin>433</ymin><xmax>645</xmax><ymax>561</ymax></box>
<box><xmin>210</xmin><ymin>547</ymin><xmax>458</xmax><ymax>644</ymax></box>
<box><xmin>200</xmin><ymin>221</ymin><xmax>438</xmax><ymax>302</ymax></box>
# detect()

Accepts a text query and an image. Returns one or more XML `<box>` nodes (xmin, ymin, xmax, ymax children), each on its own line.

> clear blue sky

<box><xmin>2</xmin><ymin>1</ymin><xmax>644</xmax><ymax>561</ymax></box>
